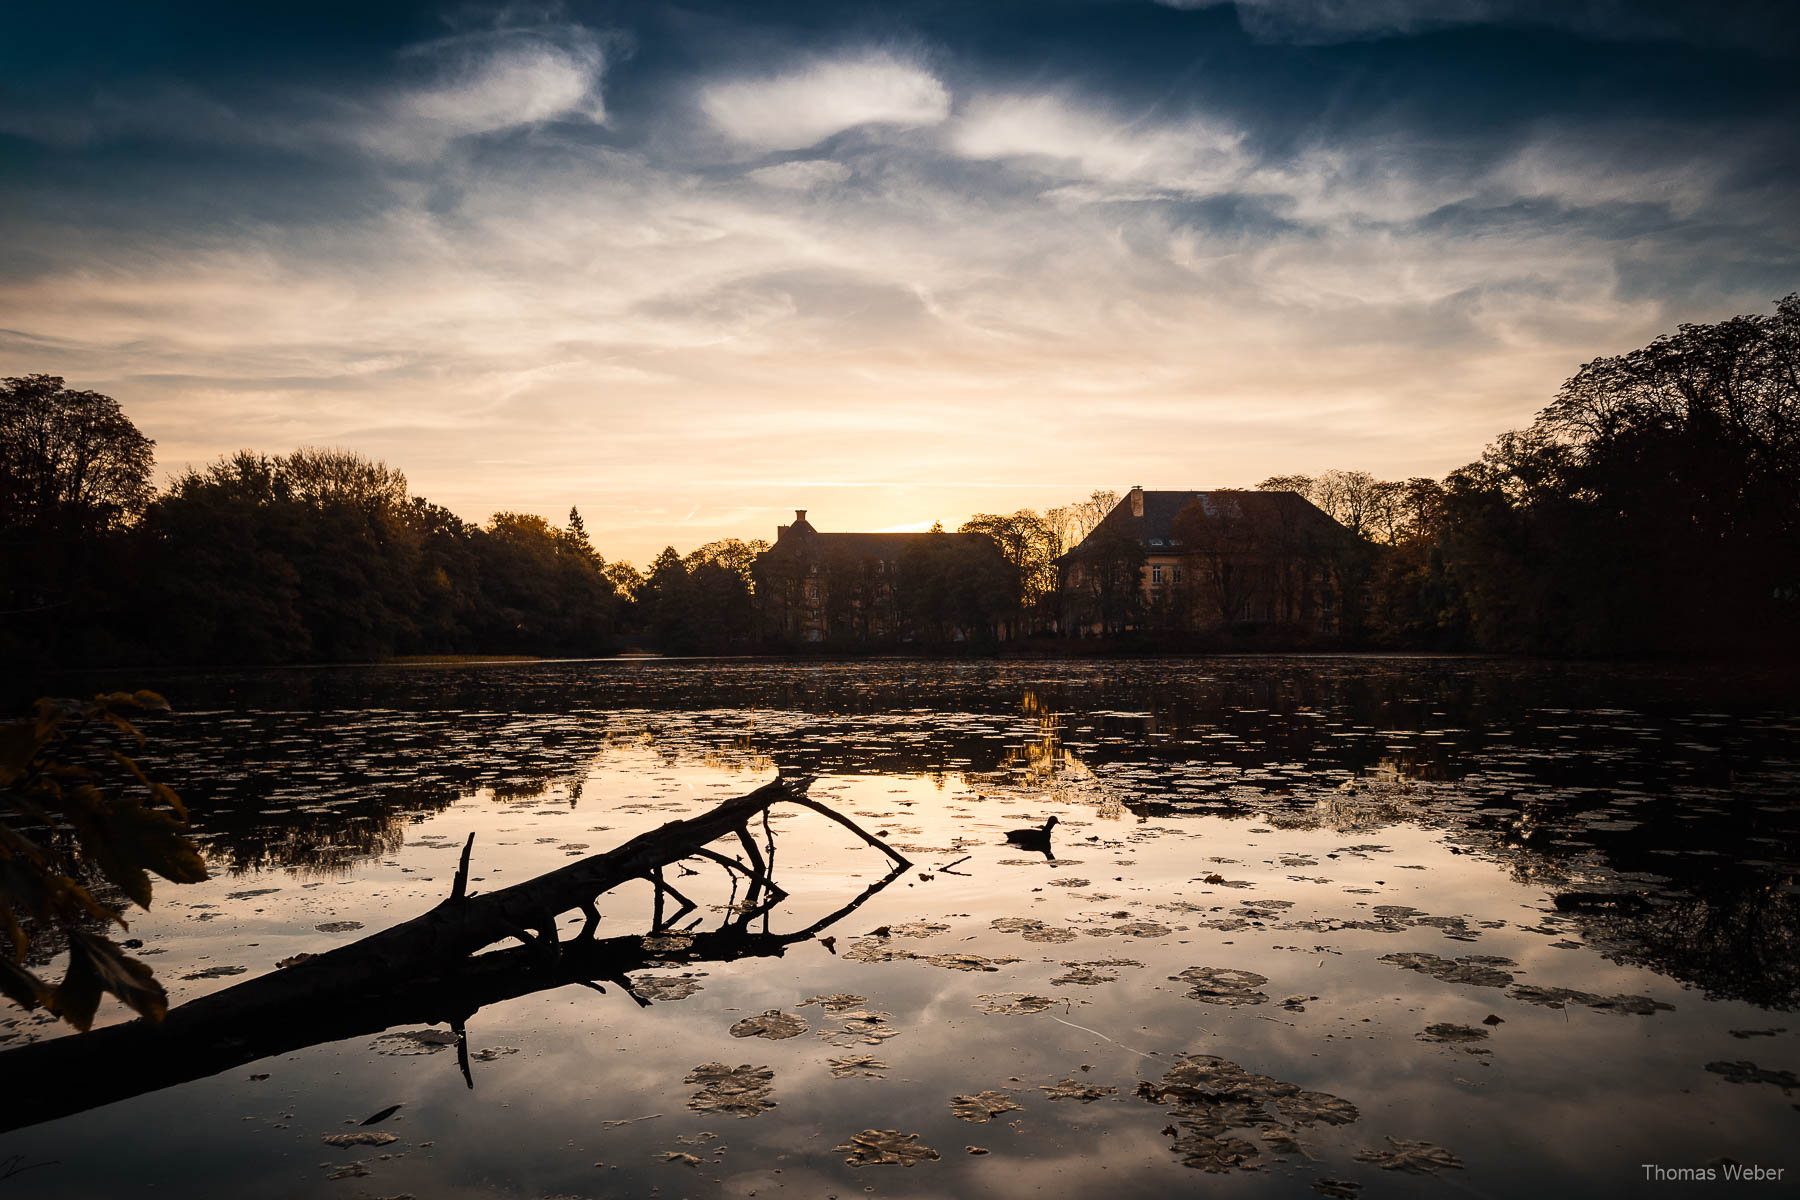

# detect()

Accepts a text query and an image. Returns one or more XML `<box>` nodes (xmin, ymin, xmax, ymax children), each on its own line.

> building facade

<box><xmin>753</xmin><ymin>511</ymin><xmax>1015</xmax><ymax>643</ymax></box>
<box><xmin>1061</xmin><ymin>486</ymin><xmax>1356</xmax><ymax>635</ymax></box>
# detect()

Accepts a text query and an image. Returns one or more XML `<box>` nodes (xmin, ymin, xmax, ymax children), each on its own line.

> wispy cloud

<box><xmin>0</xmin><ymin>6</ymin><xmax>1792</xmax><ymax>561</ymax></box>
<box><xmin>700</xmin><ymin>51</ymin><xmax>950</xmax><ymax>150</ymax></box>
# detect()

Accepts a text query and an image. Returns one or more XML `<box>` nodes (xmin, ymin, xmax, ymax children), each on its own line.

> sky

<box><xmin>2</xmin><ymin>1</ymin><xmax>1797</xmax><ymax>565</ymax></box>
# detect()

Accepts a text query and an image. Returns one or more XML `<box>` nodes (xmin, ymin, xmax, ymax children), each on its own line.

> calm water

<box><xmin>2</xmin><ymin>657</ymin><xmax>1796</xmax><ymax>1198</ymax></box>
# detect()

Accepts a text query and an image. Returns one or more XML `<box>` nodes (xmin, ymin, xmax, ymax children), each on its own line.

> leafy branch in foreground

<box><xmin>0</xmin><ymin>692</ymin><xmax>207</xmax><ymax>1030</ymax></box>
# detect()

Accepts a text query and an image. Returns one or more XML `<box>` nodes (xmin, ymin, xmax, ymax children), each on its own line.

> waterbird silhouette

<box><xmin>1003</xmin><ymin>815</ymin><xmax>1058</xmax><ymax>854</ymax></box>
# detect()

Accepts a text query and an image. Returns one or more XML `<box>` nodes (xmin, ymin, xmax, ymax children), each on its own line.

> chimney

<box><xmin>795</xmin><ymin>510</ymin><xmax>807</xmax><ymax>522</ymax></box>
<box><xmin>1129</xmin><ymin>486</ymin><xmax>1144</xmax><ymax>518</ymax></box>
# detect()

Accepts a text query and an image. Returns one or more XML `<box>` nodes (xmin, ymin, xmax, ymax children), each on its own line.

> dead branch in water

<box><xmin>0</xmin><ymin>774</ymin><xmax>908</xmax><ymax>1133</ymax></box>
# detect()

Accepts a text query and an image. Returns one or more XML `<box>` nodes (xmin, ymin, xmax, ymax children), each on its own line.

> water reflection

<box><xmin>88</xmin><ymin>658</ymin><xmax>1798</xmax><ymax>1011</ymax></box>
<box><xmin>4</xmin><ymin>657</ymin><xmax>1792</xmax><ymax>1197</ymax></box>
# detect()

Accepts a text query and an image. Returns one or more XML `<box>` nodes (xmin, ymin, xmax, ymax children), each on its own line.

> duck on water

<box><xmin>1003</xmin><ymin>815</ymin><xmax>1058</xmax><ymax>854</ymax></box>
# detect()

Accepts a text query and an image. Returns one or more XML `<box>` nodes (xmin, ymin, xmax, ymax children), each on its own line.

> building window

<box><xmin>1173</xmin><ymin>564</ymin><xmax>1183</xmax><ymax>584</ymax></box>
<box><xmin>1151</xmin><ymin>564</ymin><xmax>1164</xmax><ymax>584</ymax></box>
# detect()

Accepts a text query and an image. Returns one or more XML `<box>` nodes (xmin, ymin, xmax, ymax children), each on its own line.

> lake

<box><xmin>2</xmin><ymin>656</ymin><xmax>1796</xmax><ymax>1198</ymax></box>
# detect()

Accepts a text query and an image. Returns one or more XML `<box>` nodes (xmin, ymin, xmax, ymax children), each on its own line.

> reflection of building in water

<box><xmin>965</xmin><ymin>688</ymin><xmax>1123</xmax><ymax>819</ymax></box>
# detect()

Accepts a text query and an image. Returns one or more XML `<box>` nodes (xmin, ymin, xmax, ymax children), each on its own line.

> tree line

<box><xmin>3</xmin><ymin>294</ymin><xmax>1795</xmax><ymax>671</ymax></box>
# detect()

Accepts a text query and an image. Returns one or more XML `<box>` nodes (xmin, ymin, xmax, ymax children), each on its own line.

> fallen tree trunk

<box><xmin>0</xmin><ymin>774</ymin><xmax>909</xmax><ymax>1133</ymax></box>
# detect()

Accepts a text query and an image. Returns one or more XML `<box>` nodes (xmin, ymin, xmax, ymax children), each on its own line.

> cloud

<box><xmin>1</xmin><ymin>10</ymin><xmax>1792</xmax><ymax>561</ymax></box>
<box><xmin>0</xmin><ymin>22</ymin><xmax>615</xmax><ymax>160</ymax></box>
<box><xmin>355</xmin><ymin>25</ymin><xmax>614</xmax><ymax>159</ymax></box>
<box><xmin>747</xmin><ymin>159</ymin><xmax>854</xmax><ymax>190</ymax></box>
<box><xmin>700</xmin><ymin>51</ymin><xmax>950</xmax><ymax>150</ymax></box>
<box><xmin>949</xmin><ymin>94</ymin><xmax>1248</xmax><ymax>196</ymax></box>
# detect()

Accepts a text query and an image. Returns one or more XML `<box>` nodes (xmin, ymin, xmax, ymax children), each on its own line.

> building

<box><xmin>753</xmin><ymin>511</ymin><xmax>1015</xmax><ymax>643</ymax></box>
<box><xmin>1061</xmin><ymin>486</ymin><xmax>1357</xmax><ymax>635</ymax></box>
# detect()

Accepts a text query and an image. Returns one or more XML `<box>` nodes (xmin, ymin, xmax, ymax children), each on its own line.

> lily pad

<box><xmin>372</xmin><ymin>1029</ymin><xmax>458</xmax><ymax>1055</ymax></box>
<box><xmin>828</xmin><ymin>1054</ymin><xmax>888</xmax><ymax>1079</ymax></box>
<box><xmin>950</xmin><ymin>1090</ymin><xmax>1021</xmax><ymax>1122</ymax></box>
<box><xmin>973</xmin><ymin>992</ymin><xmax>1055</xmax><ymax>1015</ymax></box>
<box><xmin>321</xmin><ymin>1131</ymin><xmax>397</xmax><ymax>1148</ymax></box>
<box><xmin>1276</xmin><ymin>1090</ymin><xmax>1360</xmax><ymax>1126</ymax></box>
<box><xmin>1353</xmin><ymin>1137</ymin><xmax>1463</xmax><ymax>1174</ymax></box>
<box><xmin>1417</xmin><ymin>1023</ymin><xmax>1489</xmax><ymax>1045</ymax></box>
<box><xmin>684</xmin><ymin>1062</ymin><xmax>776</xmax><ymax>1117</ymax></box>
<box><xmin>834</xmin><ymin>1129</ymin><xmax>941</xmax><ymax>1167</ymax></box>
<box><xmin>729</xmin><ymin>1010</ymin><xmax>807</xmax><ymax>1040</ymax></box>
<box><xmin>921</xmin><ymin>952</ymin><xmax>1020</xmax><ymax>972</ymax></box>
<box><xmin>1379</xmin><ymin>952</ymin><xmax>1513</xmax><ymax>988</ymax></box>
<box><xmin>1507</xmin><ymin>985</ymin><xmax>1672</xmax><ymax>1015</ymax></box>
<box><xmin>1042</xmin><ymin>1079</ymin><xmax>1117</xmax><ymax>1103</ymax></box>
<box><xmin>633</xmin><ymin>973</ymin><xmax>705</xmax><ymax>1002</ymax></box>
<box><xmin>799</xmin><ymin>993</ymin><xmax>867</xmax><ymax>1012</ymax></box>
<box><xmin>1170</xmin><ymin>1127</ymin><xmax>1262</xmax><ymax>1173</ymax></box>
<box><xmin>1173</xmin><ymin>966</ymin><xmax>1270</xmax><ymax>1006</ymax></box>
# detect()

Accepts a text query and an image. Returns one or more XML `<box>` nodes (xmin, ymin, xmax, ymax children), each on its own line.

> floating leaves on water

<box><xmin>990</xmin><ymin>917</ymin><xmax>1078</xmax><ymax>943</ymax></box>
<box><xmin>226</xmin><ymin>888</ymin><xmax>281</xmax><ymax>900</ymax></box>
<box><xmin>684</xmin><ymin>1062</ymin><xmax>776</xmax><ymax>1117</ymax></box>
<box><xmin>323</xmin><ymin>1162</ymin><xmax>372</xmax><ymax>1180</ymax></box>
<box><xmin>1312</xmin><ymin>1178</ymin><xmax>1362</xmax><ymax>1197</ymax></box>
<box><xmin>275</xmin><ymin>953</ymin><xmax>315</xmax><ymax>969</ymax></box>
<box><xmin>632</xmin><ymin>972</ymin><xmax>705</xmax><ymax>1002</ymax></box>
<box><xmin>1728</xmin><ymin>1028</ymin><xmax>1786</xmax><ymax>1039</ymax></box>
<box><xmin>1141</xmin><ymin>1054</ymin><xmax>1301</xmax><ymax>1107</ymax></box>
<box><xmin>819</xmin><ymin>1011</ymin><xmax>899</xmax><ymax>1047</ymax></box>
<box><xmin>321</xmin><ymin>1131</ymin><xmax>398</xmax><ymax>1148</ymax></box>
<box><xmin>1705</xmin><ymin>1061</ymin><xmax>1799</xmax><ymax>1090</ymax></box>
<box><xmin>997</xmin><ymin>858</ymin><xmax>1083</xmax><ymax>867</ymax></box>
<box><xmin>1052</xmin><ymin>964</ymin><xmax>1115</xmax><ymax>986</ymax></box>
<box><xmin>1098</xmin><ymin>920</ymin><xmax>1171</xmax><ymax>939</ymax></box>
<box><xmin>640</xmin><ymin>933</ymin><xmax>695</xmax><ymax>954</ymax></box>
<box><xmin>888</xmin><ymin>921</ymin><xmax>951</xmax><ymax>938</ymax></box>
<box><xmin>1170</xmin><ymin>1128</ymin><xmax>1262</xmax><ymax>1173</ymax></box>
<box><xmin>1042</xmin><ymin>1079</ymin><xmax>1117</xmax><ymax>1103</ymax></box>
<box><xmin>1506</xmin><ymin>985</ymin><xmax>1672</xmax><ymax>1015</ymax></box>
<box><xmin>841</xmin><ymin>938</ymin><xmax>1019</xmax><ymax>971</ymax></box>
<box><xmin>1047</xmin><ymin>877</ymin><xmax>1090</xmax><ymax>887</ymax></box>
<box><xmin>950</xmin><ymin>1090</ymin><xmax>1021</xmax><ymax>1122</ymax></box>
<box><xmin>1136</xmin><ymin>1051</ymin><xmax>1357</xmax><ymax>1171</ymax></box>
<box><xmin>844</xmin><ymin>937</ymin><xmax>911</xmax><ymax>964</ymax></box>
<box><xmin>471</xmin><ymin>1046</ymin><xmax>518</xmax><ymax>1061</ymax></box>
<box><xmin>360</xmin><ymin>1104</ymin><xmax>401</xmax><ymax>1125</ymax></box>
<box><xmin>973</xmin><ymin>993</ymin><xmax>1055</xmax><ymax>1015</ymax></box>
<box><xmin>729</xmin><ymin>1010</ymin><xmax>807</xmax><ymax>1040</ymax></box>
<box><xmin>799</xmin><ymin>992</ymin><xmax>867</xmax><ymax>1013</ymax></box>
<box><xmin>1417</xmin><ymin>1023</ymin><xmax>1490</xmax><ymax>1045</ymax></box>
<box><xmin>835</xmin><ymin>1129</ymin><xmax>940</xmax><ymax>1167</ymax></box>
<box><xmin>1353</xmin><ymin>1137</ymin><xmax>1463</xmax><ymax>1174</ymax></box>
<box><xmin>181</xmin><ymin>965</ymin><xmax>247</xmax><ymax>980</ymax></box>
<box><xmin>828</xmin><ymin>1054</ymin><xmax>888</xmax><ymax>1079</ymax></box>
<box><xmin>922</xmin><ymin>952</ymin><xmax>1019</xmax><ymax>972</ymax></box>
<box><xmin>315</xmin><ymin>921</ymin><xmax>363</xmax><ymax>933</ymax></box>
<box><xmin>967</xmin><ymin>1145</ymin><xmax>989</xmax><ymax>1155</ymax></box>
<box><xmin>1275</xmin><ymin>1090</ymin><xmax>1360</xmax><ymax>1127</ymax></box>
<box><xmin>1379</xmin><ymin>952</ymin><xmax>1514</xmax><ymax>988</ymax></box>
<box><xmin>661</xmin><ymin>1152</ymin><xmax>702</xmax><ymax>1166</ymax></box>
<box><xmin>1173</xmin><ymin>966</ymin><xmax>1270</xmax><ymax>1006</ymax></box>
<box><xmin>372</xmin><ymin>1029</ymin><xmax>458</xmax><ymax>1055</ymax></box>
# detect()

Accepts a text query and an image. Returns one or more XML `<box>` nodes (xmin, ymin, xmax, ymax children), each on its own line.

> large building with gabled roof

<box><xmin>754</xmin><ymin>510</ymin><xmax>1014</xmax><ymax>643</ymax></box>
<box><xmin>1062</xmin><ymin>486</ymin><xmax>1356</xmax><ymax>635</ymax></box>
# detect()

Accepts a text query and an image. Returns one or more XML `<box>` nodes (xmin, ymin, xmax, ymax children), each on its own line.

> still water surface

<box><xmin>2</xmin><ymin>657</ymin><xmax>1796</xmax><ymax>1198</ymax></box>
